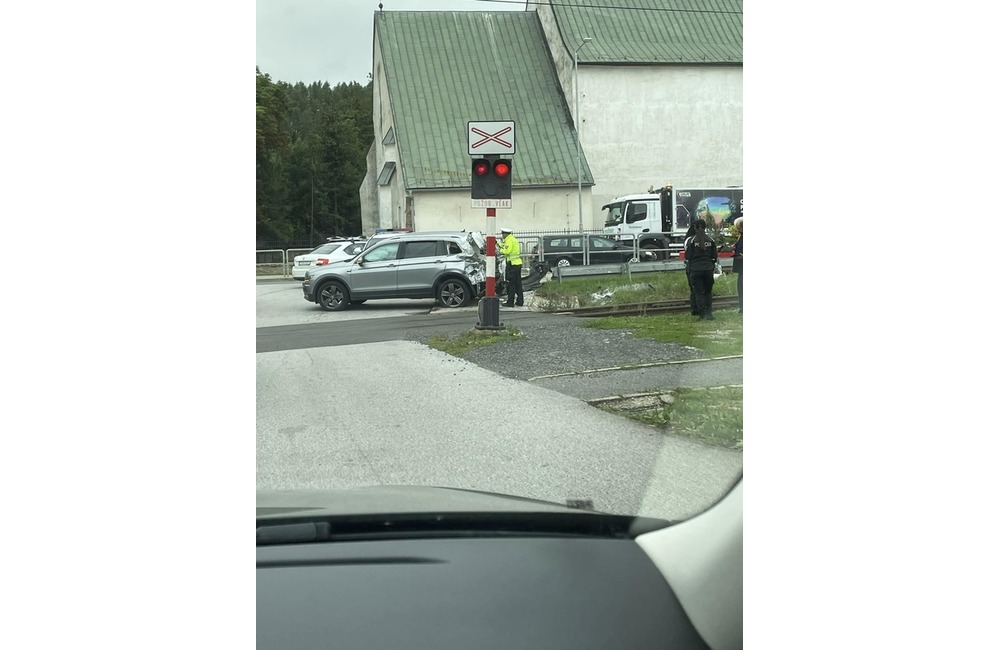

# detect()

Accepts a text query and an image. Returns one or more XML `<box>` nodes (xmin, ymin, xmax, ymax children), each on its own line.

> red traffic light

<box><xmin>471</xmin><ymin>157</ymin><xmax>512</xmax><ymax>201</ymax></box>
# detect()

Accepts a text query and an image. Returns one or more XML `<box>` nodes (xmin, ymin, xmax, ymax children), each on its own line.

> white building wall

<box><xmin>536</xmin><ymin>2</ymin><xmax>742</xmax><ymax>228</ymax></box>
<box><xmin>411</xmin><ymin>186</ymin><xmax>593</xmax><ymax>233</ymax></box>
<box><xmin>582</xmin><ymin>65</ymin><xmax>743</xmax><ymax>222</ymax></box>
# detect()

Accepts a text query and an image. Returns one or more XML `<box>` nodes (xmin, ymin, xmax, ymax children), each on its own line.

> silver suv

<box><xmin>302</xmin><ymin>231</ymin><xmax>487</xmax><ymax>311</ymax></box>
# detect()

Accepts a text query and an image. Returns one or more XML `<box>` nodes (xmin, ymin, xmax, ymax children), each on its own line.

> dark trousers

<box><xmin>505</xmin><ymin>263</ymin><xmax>524</xmax><ymax>306</ymax></box>
<box><xmin>686</xmin><ymin>267</ymin><xmax>697</xmax><ymax>314</ymax></box>
<box><xmin>737</xmin><ymin>272</ymin><xmax>743</xmax><ymax>312</ymax></box>
<box><xmin>690</xmin><ymin>269</ymin><xmax>714</xmax><ymax>317</ymax></box>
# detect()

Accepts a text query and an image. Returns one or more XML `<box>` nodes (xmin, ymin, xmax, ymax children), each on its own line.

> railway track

<box><xmin>552</xmin><ymin>295</ymin><xmax>740</xmax><ymax>318</ymax></box>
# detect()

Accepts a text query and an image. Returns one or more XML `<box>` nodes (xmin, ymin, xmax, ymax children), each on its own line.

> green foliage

<box><xmin>704</xmin><ymin>219</ymin><xmax>739</xmax><ymax>252</ymax></box>
<box><xmin>534</xmin><ymin>271</ymin><xmax>738</xmax><ymax>307</ymax></box>
<box><xmin>427</xmin><ymin>327</ymin><xmax>523</xmax><ymax>356</ymax></box>
<box><xmin>535</xmin><ymin>273</ymin><xmax>742</xmax><ymax>445</ymax></box>
<box><xmin>256</xmin><ymin>68</ymin><xmax>292</xmax><ymax>242</ymax></box>
<box><xmin>607</xmin><ymin>386</ymin><xmax>743</xmax><ymax>449</ymax></box>
<box><xmin>583</xmin><ymin>309</ymin><xmax>742</xmax><ymax>357</ymax></box>
<box><xmin>256</xmin><ymin>69</ymin><xmax>374</xmax><ymax>246</ymax></box>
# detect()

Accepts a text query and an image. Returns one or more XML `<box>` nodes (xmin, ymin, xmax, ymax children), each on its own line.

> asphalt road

<box><xmin>256</xmin><ymin>278</ymin><xmax>743</xmax><ymax>521</ymax></box>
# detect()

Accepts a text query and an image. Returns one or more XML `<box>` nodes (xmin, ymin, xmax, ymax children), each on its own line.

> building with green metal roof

<box><xmin>361</xmin><ymin>1</ymin><xmax>741</xmax><ymax>236</ymax></box>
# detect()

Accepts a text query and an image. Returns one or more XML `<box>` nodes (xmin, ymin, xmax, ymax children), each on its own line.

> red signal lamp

<box><xmin>471</xmin><ymin>157</ymin><xmax>512</xmax><ymax>200</ymax></box>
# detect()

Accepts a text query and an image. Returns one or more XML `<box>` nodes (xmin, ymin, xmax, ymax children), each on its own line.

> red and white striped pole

<box><xmin>476</xmin><ymin>207</ymin><xmax>503</xmax><ymax>329</ymax></box>
<box><xmin>485</xmin><ymin>207</ymin><xmax>496</xmax><ymax>297</ymax></box>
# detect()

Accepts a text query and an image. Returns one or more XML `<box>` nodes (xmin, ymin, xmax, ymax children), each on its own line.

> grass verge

<box><xmin>431</xmin><ymin>272</ymin><xmax>743</xmax><ymax>449</ymax></box>
<box><xmin>532</xmin><ymin>271</ymin><xmax>737</xmax><ymax>308</ymax></box>
<box><xmin>582</xmin><ymin>309</ymin><xmax>742</xmax><ymax>358</ymax></box>
<box><xmin>427</xmin><ymin>326</ymin><xmax>523</xmax><ymax>356</ymax></box>
<box><xmin>600</xmin><ymin>386</ymin><xmax>743</xmax><ymax>450</ymax></box>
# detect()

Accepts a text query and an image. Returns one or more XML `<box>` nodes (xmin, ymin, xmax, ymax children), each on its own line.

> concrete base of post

<box><xmin>475</xmin><ymin>296</ymin><xmax>504</xmax><ymax>330</ymax></box>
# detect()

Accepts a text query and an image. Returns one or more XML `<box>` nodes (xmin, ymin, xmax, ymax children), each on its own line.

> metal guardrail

<box><xmin>256</xmin><ymin>247</ymin><xmax>546</xmax><ymax>280</ymax></box>
<box><xmin>527</xmin><ymin>232</ymin><xmax>641</xmax><ymax>267</ymax></box>
<box><xmin>256</xmin><ymin>247</ymin><xmax>323</xmax><ymax>278</ymax></box>
<box><xmin>551</xmin><ymin>257</ymin><xmax>733</xmax><ymax>282</ymax></box>
<box><xmin>256</xmin><ymin>249</ymin><xmax>290</xmax><ymax>278</ymax></box>
<box><xmin>284</xmin><ymin>248</ymin><xmax>313</xmax><ymax>278</ymax></box>
<box><xmin>255</xmin><ymin>239</ymin><xmax>731</xmax><ymax>282</ymax></box>
<box><xmin>557</xmin><ymin>295</ymin><xmax>740</xmax><ymax>317</ymax></box>
<box><xmin>520</xmin><ymin>232</ymin><xmax>720</xmax><ymax>267</ymax></box>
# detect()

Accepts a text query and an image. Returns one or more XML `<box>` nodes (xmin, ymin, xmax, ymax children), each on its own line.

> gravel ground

<box><xmin>454</xmin><ymin>316</ymin><xmax>704</xmax><ymax>382</ymax></box>
<box><xmin>410</xmin><ymin>300</ymin><xmax>716</xmax><ymax>380</ymax></box>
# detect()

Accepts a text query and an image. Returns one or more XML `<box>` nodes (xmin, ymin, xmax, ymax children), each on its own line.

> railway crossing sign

<box><xmin>468</xmin><ymin>120</ymin><xmax>515</xmax><ymax>209</ymax></box>
<box><xmin>468</xmin><ymin>121</ymin><xmax>516</xmax><ymax>155</ymax></box>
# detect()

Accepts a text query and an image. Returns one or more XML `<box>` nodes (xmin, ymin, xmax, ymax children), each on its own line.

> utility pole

<box><xmin>574</xmin><ymin>37</ymin><xmax>592</xmax><ymax>264</ymax></box>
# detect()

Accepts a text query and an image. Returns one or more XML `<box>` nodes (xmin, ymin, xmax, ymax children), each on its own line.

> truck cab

<box><xmin>603</xmin><ymin>185</ymin><xmax>743</xmax><ymax>261</ymax></box>
<box><xmin>602</xmin><ymin>194</ymin><xmax>671</xmax><ymax>260</ymax></box>
<box><xmin>602</xmin><ymin>194</ymin><xmax>662</xmax><ymax>238</ymax></box>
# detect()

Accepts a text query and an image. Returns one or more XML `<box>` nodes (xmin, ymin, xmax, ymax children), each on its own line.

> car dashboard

<box><xmin>257</xmin><ymin>483</ymin><xmax>741</xmax><ymax>650</ymax></box>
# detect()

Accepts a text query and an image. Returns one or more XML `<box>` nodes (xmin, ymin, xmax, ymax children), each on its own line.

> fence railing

<box><xmin>256</xmin><ymin>229</ymin><xmax>705</xmax><ymax>279</ymax></box>
<box><xmin>511</xmin><ymin>230</ymin><xmax>689</xmax><ymax>265</ymax></box>
<box><xmin>256</xmin><ymin>249</ymin><xmax>290</xmax><ymax>278</ymax></box>
<box><xmin>550</xmin><ymin>257</ymin><xmax>733</xmax><ymax>282</ymax></box>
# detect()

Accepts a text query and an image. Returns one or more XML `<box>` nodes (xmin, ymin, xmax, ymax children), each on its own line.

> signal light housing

<box><xmin>471</xmin><ymin>157</ymin><xmax>512</xmax><ymax>200</ymax></box>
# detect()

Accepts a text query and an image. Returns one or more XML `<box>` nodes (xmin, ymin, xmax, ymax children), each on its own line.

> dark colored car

<box><xmin>533</xmin><ymin>234</ymin><xmax>642</xmax><ymax>267</ymax></box>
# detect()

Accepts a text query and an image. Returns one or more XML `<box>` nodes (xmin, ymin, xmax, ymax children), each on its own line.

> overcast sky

<box><xmin>256</xmin><ymin>0</ymin><xmax>528</xmax><ymax>86</ymax></box>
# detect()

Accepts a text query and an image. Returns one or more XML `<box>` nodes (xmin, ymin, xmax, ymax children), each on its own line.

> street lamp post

<box><xmin>574</xmin><ymin>37</ymin><xmax>591</xmax><ymax>264</ymax></box>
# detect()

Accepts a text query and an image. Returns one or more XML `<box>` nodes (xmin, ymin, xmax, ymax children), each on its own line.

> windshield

<box><xmin>256</xmin><ymin>3</ymin><xmax>742</xmax><ymax>526</ymax></box>
<box><xmin>310</xmin><ymin>243</ymin><xmax>342</xmax><ymax>254</ymax></box>
<box><xmin>603</xmin><ymin>202</ymin><xmax>624</xmax><ymax>227</ymax></box>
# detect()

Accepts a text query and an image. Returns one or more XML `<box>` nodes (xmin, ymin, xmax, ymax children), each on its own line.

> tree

<box><xmin>256</xmin><ymin>68</ymin><xmax>374</xmax><ymax>245</ymax></box>
<box><xmin>256</xmin><ymin>68</ymin><xmax>293</xmax><ymax>243</ymax></box>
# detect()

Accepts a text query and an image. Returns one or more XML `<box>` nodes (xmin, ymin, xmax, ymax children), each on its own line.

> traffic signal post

<box><xmin>468</xmin><ymin>121</ymin><xmax>515</xmax><ymax>331</ymax></box>
<box><xmin>476</xmin><ymin>206</ymin><xmax>502</xmax><ymax>330</ymax></box>
<box><xmin>474</xmin><ymin>160</ymin><xmax>510</xmax><ymax>330</ymax></box>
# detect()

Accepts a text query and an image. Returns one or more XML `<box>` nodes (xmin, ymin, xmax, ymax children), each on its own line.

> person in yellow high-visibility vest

<box><xmin>498</xmin><ymin>227</ymin><xmax>524</xmax><ymax>307</ymax></box>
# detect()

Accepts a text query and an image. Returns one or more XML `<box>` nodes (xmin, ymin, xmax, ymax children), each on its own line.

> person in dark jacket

<box><xmin>682</xmin><ymin>224</ymin><xmax>698</xmax><ymax>315</ymax></box>
<box><xmin>732</xmin><ymin>217</ymin><xmax>743</xmax><ymax>313</ymax></box>
<box><xmin>684</xmin><ymin>219</ymin><xmax>718</xmax><ymax>320</ymax></box>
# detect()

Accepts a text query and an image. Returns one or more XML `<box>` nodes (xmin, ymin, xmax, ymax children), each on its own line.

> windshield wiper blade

<box><xmin>257</xmin><ymin>512</ymin><xmax>673</xmax><ymax>546</ymax></box>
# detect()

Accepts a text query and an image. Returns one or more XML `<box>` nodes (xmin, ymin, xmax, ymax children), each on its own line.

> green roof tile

<box><xmin>376</xmin><ymin>11</ymin><xmax>594</xmax><ymax>191</ymax></box>
<box><xmin>550</xmin><ymin>0</ymin><xmax>743</xmax><ymax>64</ymax></box>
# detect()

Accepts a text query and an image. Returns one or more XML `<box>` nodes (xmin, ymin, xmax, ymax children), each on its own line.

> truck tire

<box><xmin>641</xmin><ymin>245</ymin><xmax>663</xmax><ymax>261</ymax></box>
